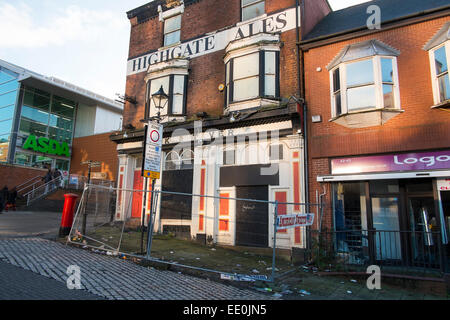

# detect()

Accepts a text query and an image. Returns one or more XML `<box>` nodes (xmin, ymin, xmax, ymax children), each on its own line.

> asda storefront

<box><xmin>0</xmin><ymin>59</ymin><xmax>123</xmax><ymax>181</ymax></box>
<box><xmin>13</xmin><ymin>86</ymin><xmax>76</xmax><ymax>172</ymax></box>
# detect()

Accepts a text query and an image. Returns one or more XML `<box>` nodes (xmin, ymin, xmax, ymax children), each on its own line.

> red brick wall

<box><xmin>123</xmin><ymin>0</ymin><xmax>301</xmax><ymax>130</ymax></box>
<box><xmin>0</xmin><ymin>164</ymin><xmax>47</xmax><ymax>190</ymax></box>
<box><xmin>304</xmin><ymin>17</ymin><xmax>450</xmax><ymax>229</ymax></box>
<box><xmin>301</xmin><ymin>0</ymin><xmax>331</xmax><ymax>38</ymax></box>
<box><xmin>70</xmin><ymin>132</ymin><xmax>119</xmax><ymax>181</ymax></box>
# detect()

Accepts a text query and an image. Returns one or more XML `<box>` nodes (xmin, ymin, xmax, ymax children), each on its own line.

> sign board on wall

<box><xmin>22</xmin><ymin>135</ymin><xmax>71</xmax><ymax>157</ymax></box>
<box><xmin>277</xmin><ymin>213</ymin><xmax>314</xmax><ymax>230</ymax></box>
<box><xmin>142</xmin><ymin>122</ymin><xmax>163</xmax><ymax>180</ymax></box>
<box><xmin>127</xmin><ymin>6</ymin><xmax>300</xmax><ymax>75</ymax></box>
<box><xmin>437</xmin><ymin>179</ymin><xmax>450</xmax><ymax>191</ymax></box>
<box><xmin>331</xmin><ymin>150</ymin><xmax>450</xmax><ymax>175</ymax></box>
<box><xmin>91</xmin><ymin>172</ymin><xmax>107</xmax><ymax>180</ymax></box>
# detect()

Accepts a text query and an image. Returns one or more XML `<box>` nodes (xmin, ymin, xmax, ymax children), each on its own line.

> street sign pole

<box><xmin>146</xmin><ymin>178</ymin><xmax>157</xmax><ymax>258</ymax></box>
<box><xmin>141</xmin><ymin>121</ymin><xmax>163</xmax><ymax>258</ymax></box>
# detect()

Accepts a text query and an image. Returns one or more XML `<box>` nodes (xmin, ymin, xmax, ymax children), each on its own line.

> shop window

<box><xmin>56</xmin><ymin>159</ymin><xmax>69</xmax><ymax>171</ymax></box>
<box><xmin>164</xmin><ymin>14</ymin><xmax>181</xmax><ymax>47</ymax></box>
<box><xmin>241</xmin><ymin>0</ymin><xmax>265</xmax><ymax>21</ymax></box>
<box><xmin>14</xmin><ymin>151</ymin><xmax>33</xmax><ymax>166</ymax></box>
<box><xmin>19</xmin><ymin>119</ymin><xmax>48</xmax><ymax>138</ymax></box>
<box><xmin>21</xmin><ymin>105</ymin><xmax>49</xmax><ymax>125</ymax></box>
<box><xmin>51</xmin><ymin>96</ymin><xmax>76</xmax><ymax>119</ymax></box>
<box><xmin>225</xmin><ymin>50</ymin><xmax>279</xmax><ymax>107</ymax></box>
<box><xmin>164</xmin><ymin>151</ymin><xmax>181</xmax><ymax>171</ymax></box>
<box><xmin>23</xmin><ymin>87</ymin><xmax>51</xmax><ymax>112</ymax></box>
<box><xmin>327</xmin><ymin>40</ymin><xmax>402</xmax><ymax>128</ymax></box>
<box><xmin>424</xmin><ymin>22</ymin><xmax>450</xmax><ymax>106</ymax></box>
<box><xmin>180</xmin><ymin>149</ymin><xmax>194</xmax><ymax>169</ymax></box>
<box><xmin>145</xmin><ymin>74</ymin><xmax>187</xmax><ymax>120</ymax></box>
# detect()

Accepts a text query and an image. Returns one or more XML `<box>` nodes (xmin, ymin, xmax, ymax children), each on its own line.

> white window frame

<box><xmin>241</xmin><ymin>0</ymin><xmax>265</xmax><ymax>22</ymax></box>
<box><xmin>330</xmin><ymin>56</ymin><xmax>401</xmax><ymax>118</ymax></box>
<box><xmin>146</xmin><ymin>74</ymin><xmax>187</xmax><ymax>119</ymax></box>
<box><xmin>428</xmin><ymin>40</ymin><xmax>450</xmax><ymax>105</ymax></box>
<box><xmin>164</xmin><ymin>14</ymin><xmax>181</xmax><ymax>47</ymax></box>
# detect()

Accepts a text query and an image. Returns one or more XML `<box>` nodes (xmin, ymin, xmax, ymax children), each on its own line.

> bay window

<box><xmin>145</xmin><ymin>74</ymin><xmax>187</xmax><ymax>119</ymax></box>
<box><xmin>424</xmin><ymin>22</ymin><xmax>450</xmax><ymax>106</ymax></box>
<box><xmin>225</xmin><ymin>50</ymin><xmax>279</xmax><ymax>107</ymax></box>
<box><xmin>327</xmin><ymin>40</ymin><xmax>402</xmax><ymax>126</ymax></box>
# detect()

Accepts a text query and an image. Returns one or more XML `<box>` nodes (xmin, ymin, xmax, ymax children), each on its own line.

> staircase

<box><xmin>21</xmin><ymin>176</ymin><xmax>64</xmax><ymax>207</ymax></box>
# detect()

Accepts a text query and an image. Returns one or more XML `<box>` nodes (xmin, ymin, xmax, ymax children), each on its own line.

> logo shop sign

<box><xmin>277</xmin><ymin>213</ymin><xmax>314</xmax><ymax>230</ymax></box>
<box><xmin>332</xmin><ymin>150</ymin><xmax>450</xmax><ymax>175</ymax></box>
<box><xmin>22</xmin><ymin>135</ymin><xmax>71</xmax><ymax>157</ymax></box>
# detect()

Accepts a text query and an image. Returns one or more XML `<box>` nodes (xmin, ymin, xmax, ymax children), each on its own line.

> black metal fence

<box><xmin>307</xmin><ymin>229</ymin><xmax>448</xmax><ymax>274</ymax></box>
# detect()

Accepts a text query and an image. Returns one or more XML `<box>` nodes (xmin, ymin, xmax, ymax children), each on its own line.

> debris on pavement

<box><xmin>299</xmin><ymin>289</ymin><xmax>311</xmax><ymax>295</ymax></box>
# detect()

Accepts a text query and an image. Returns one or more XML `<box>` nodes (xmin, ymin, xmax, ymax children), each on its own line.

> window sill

<box><xmin>329</xmin><ymin>108</ymin><xmax>404</xmax><ymax>129</ymax></box>
<box><xmin>225</xmin><ymin>97</ymin><xmax>280</xmax><ymax>114</ymax></box>
<box><xmin>431</xmin><ymin>100</ymin><xmax>450</xmax><ymax>109</ymax></box>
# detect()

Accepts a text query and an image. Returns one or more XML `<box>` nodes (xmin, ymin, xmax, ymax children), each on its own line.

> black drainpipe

<box><xmin>296</xmin><ymin>0</ymin><xmax>311</xmax><ymax>253</ymax></box>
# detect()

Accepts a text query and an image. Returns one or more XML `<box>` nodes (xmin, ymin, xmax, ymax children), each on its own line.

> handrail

<box><xmin>24</xmin><ymin>176</ymin><xmax>64</xmax><ymax>206</ymax></box>
<box><xmin>23</xmin><ymin>176</ymin><xmax>62</xmax><ymax>197</ymax></box>
<box><xmin>16</xmin><ymin>175</ymin><xmax>43</xmax><ymax>191</ymax></box>
<box><xmin>17</xmin><ymin>179</ymin><xmax>43</xmax><ymax>194</ymax></box>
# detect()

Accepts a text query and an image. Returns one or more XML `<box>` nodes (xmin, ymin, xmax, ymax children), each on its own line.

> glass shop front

<box><xmin>324</xmin><ymin>150</ymin><xmax>450</xmax><ymax>268</ymax></box>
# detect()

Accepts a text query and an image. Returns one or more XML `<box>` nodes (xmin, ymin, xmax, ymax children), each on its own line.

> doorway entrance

<box><xmin>235</xmin><ymin>186</ymin><xmax>268</xmax><ymax>247</ymax></box>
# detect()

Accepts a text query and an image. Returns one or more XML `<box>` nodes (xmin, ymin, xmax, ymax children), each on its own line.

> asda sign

<box><xmin>22</xmin><ymin>135</ymin><xmax>71</xmax><ymax>157</ymax></box>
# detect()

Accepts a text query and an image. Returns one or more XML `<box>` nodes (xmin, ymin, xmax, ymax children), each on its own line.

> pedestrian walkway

<box><xmin>0</xmin><ymin>238</ymin><xmax>271</xmax><ymax>300</ymax></box>
<box><xmin>0</xmin><ymin>260</ymin><xmax>101</xmax><ymax>300</ymax></box>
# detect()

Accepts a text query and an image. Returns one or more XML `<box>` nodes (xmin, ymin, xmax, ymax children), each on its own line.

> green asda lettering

<box><xmin>23</xmin><ymin>135</ymin><xmax>70</xmax><ymax>157</ymax></box>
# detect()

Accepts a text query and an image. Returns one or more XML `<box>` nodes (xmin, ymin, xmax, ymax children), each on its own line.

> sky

<box><xmin>0</xmin><ymin>0</ymin><xmax>371</xmax><ymax>101</ymax></box>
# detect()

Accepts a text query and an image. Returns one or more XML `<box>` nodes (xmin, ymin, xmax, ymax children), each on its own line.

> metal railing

<box><xmin>23</xmin><ymin>176</ymin><xmax>64</xmax><ymax>206</ymax></box>
<box><xmin>307</xmin><ymin>229</ymin><xmax>448</xmax><ymax>274</ymax></box>
<box><xmin>16</xmin><ymin>175</ymin><xmax>44</xmax><ymax>195</ymax></box>
<box><xmin>67</xmin><ymin>175</ymin><xmax>115</xmax><ymax>190</ymax></box>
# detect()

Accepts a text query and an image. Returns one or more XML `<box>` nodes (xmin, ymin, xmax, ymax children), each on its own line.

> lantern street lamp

<box><xmin>151</xmin><ymin>85</ymin><xmax>169</xmax><ymax>123</ymax></box>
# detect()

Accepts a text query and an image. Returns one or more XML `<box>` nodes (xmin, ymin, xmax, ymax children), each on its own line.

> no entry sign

<box><xmin>143</xmin><ymin>121</ymin><xmax>163</xmax><ymax>179</ymax></box>
<box><xmin>276</xmin><ymin>213</ymin><xmax>314</xmax><ymax>230</ymax></box>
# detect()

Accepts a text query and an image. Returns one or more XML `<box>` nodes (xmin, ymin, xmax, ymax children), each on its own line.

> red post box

<box><xmin>59</xmin><ymin>193</ymin><xmax>79</xmax><ymax>237</ymax></box>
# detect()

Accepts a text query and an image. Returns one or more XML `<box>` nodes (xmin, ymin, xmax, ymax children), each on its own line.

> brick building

<box><xmin>301</xmin><ymin>0</ymin><xmax>450</xmax><ymax>266</ymax></box>
<box><xmin>111</xmin><ymin>0</ymin><xmax>330</xmax><ymax>249</ymax></box>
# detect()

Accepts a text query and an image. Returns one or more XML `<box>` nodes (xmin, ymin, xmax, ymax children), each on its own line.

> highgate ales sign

<box><xmin>127</xmin><ymin>6</ymin><xmax>300</xmax><ymax>75</ymax></box>
<box><xmin>277</xmin><ymin>213</ymin><xmax>314</xmax><ymax>230</ymax></box>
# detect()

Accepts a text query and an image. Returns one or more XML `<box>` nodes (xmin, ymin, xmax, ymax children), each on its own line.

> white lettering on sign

<box><xmin>277</xmin><ymin>213</ymin><xmax>314</xmax><ymax>230</ymax></box>
<box><xmin>127</xmin><ymin>6</ymin><xmax>300</xmax><ymax>75</ymax></box>
<box><xmin>394</xmin><ymin>155</ymin><xmax>450</xmax><ymax>167</ymax></box>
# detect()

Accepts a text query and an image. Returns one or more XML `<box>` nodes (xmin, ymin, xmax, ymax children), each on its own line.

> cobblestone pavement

<box><xmin>0</xmin><ymin>238</ymin><xmax>272</xmax><ymax>300</ymax></box>
<box><xmin>0</xmin><ymin>260</ymin><xmax>102</xmax><ymax>300</ymax></box>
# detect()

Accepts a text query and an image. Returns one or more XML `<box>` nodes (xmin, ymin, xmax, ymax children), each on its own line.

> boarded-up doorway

<box><xmin>235</xmin><ymin>186</ymin><xmax>269</xmax><ymax>247</ymax></box>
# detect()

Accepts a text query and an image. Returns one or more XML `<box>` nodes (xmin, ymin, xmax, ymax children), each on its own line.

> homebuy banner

<box><xmin>277</xmin><ymin>213</ymin><xmax>314</xmax><ymax>230</ymax></box>
<box><xmin>127</xmin><ymin>6</ymin><xmax>300</xmax><ymax>75</ymax></box>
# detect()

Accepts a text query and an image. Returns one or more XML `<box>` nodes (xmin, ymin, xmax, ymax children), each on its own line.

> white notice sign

<box><xmin>143</xmin><ymin>122</ymin><xmax>163</xmax><ymax>179</ymax></box>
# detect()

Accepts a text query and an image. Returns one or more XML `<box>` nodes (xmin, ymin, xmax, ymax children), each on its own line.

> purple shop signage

<box><xmin>331</xmin><ymin>150</ymin><xmax>450</xmax><ymax>175</ymax></box>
